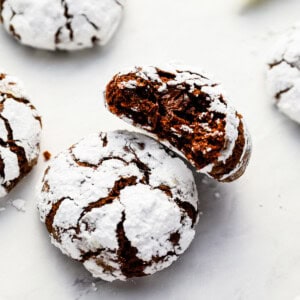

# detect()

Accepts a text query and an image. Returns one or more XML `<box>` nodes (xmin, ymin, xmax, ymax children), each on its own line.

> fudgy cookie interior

<box><xmin>106</xmin><ymin>69</ymin><xmax>227</xmax><ymax>170</ymax></box>
<box><xmin>105</xmin><ymin>68</ymin><xmax>252</xmax><ymax>182</ymax></box>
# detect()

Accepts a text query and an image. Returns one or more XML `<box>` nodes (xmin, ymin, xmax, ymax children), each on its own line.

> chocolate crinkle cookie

<box><xmin>0</xmin><ymin>0</ymin><xmax>125</xmax><ymax>51</ymax></box>
<box><xmin>0</xmin><ymin>72</ymin><xmax>42</xmax><ymax>197</ymax></box>
<box><xmin>105</xmin><ymin>66</ymin><xmax>252</xmax><ymax>182</ymax></box>
<box><xmin>38</xmin><ymin>130</ymin><xmax>199</xmax><ymax>282</ymax></box>
<box><xmin>266</xmin><ymin>24</ymin><xmax>300</xmax><ymax>124</ymax></box>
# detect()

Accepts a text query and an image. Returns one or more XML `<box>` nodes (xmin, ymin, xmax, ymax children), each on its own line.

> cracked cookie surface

<box><xmin>0</xmin><ymin>72</ymin><xmax>42</xmax><ymax>197</ymax></box>
<box><xmin>38</xmin><ymin>130</ymin><xmax>199</xmax><ymax>282</ymax></box>
<box><xmin>0</xmin><ymin>0</ymin><xmax>124</xmax><ymax>51</ymax></box>
<box><xmin>105</xmin><ymin>65</ymin><xmax>252</xmax><ymax>182</ymax></box>
<box><xmin>266</xmin><ymin>24</ymin><xmax>300</xmax><ymax>124</ymax></box>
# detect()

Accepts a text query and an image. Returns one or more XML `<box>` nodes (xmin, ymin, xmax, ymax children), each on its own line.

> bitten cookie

<box><xmin>0</xmin><ymin>72</ymin><xmax>41</xmax><ymax>197</ymax></box>
<box><xmin>266</xmin><ymin>24</ymin><xmax>300</xmax><ymax>124</ymax></box>
<box><xmin>0</xmin><ymin>0</ymin><xmax>124</xmax><ymax>51</ymax></box>
<box><xmin>38</xmin><ymin>130</ymin><xmax>198</xmax><ymax>282</ymax></box>
<box><xmin>105</xmin><ymin>66</ymin><xmax>252</xmax><ymax>182</ymax></box>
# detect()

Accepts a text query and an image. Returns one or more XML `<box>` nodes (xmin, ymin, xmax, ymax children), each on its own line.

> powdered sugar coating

<box><xmin>106</xmin><ymin>65</ymin><xmax>251</xmax><ymax>182</ymax></box>
<box><xmin>0</xmin><ymin>0</ymin><xmax>124</xmax><ymax>51</ymax></box>
<box><xmin>0</xmin><ymin>72</ymin><xmax>41</xmax><ymax>197</ymax></box>
<box><xmin>218</xmin><ymin>119</ymin><xmax>251</xmax><ymax>181</ymax></box>
<box><xmin>38</xmin><ymin>130</ymin><xmax>198</xmax><ymax>282</ymax></box>
<box><xmin>266</xmin><ymin>24</ymin><xmax>300</xmax><ymax>123</ymax></box>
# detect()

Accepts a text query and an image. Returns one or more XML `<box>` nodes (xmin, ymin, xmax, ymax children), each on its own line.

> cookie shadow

<box><xmin>238</xmin><ymin>0</ymin><xmax>295</xmax><ymax>14</ymax></box>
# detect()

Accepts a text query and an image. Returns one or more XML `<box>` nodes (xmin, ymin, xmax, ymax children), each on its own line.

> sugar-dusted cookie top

<box><xmin>38</xmin><ymin>130</ymin><xmax>198</xmax><ymax>282</ymax></box>
<box><xmin>0</xmin><ymin>0</ymin><xmax>125</xmax><ymax>50</ymax></box>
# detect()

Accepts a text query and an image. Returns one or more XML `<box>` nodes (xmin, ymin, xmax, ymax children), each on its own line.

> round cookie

<box><xmin>38</xmin><ymin>130</ymin><xmax>199</xmax><ymax>282</ymax></box>
<box><xmin>0</xmin><ymin>72</ymin><xmax>42</xmax><ymax>197</ymax></box>
<box><xmin>0</xmin><ymin>0</ymin><xmax>124</xmax><ymax>51</ymax></box>
<box><xmin>266</xmin><ymin>24</ymin><xmax>300</xmax><ymax>124</ymax></box>
<box><xmin>105</xmin><ymin>65</ymin><xmax>252</xmax><ymax>182</ymax></box>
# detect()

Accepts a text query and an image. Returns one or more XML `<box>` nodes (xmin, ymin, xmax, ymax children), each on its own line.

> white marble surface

<box><xmin>0</xmin><ymin>0</ymin><xmax>300</xmax><ymax>299</ymax></box>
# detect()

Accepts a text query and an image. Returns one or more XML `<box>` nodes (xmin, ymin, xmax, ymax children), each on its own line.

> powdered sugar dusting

<box><xmin>266</xmin><ymin>23</ymin><xmax>300</xmax><ymax>123</ymax></box>
<box><xmin>0</xmin><ymin>72</ymin><xmax>41</xmax><ymax>197</ymax></box>
<box><xmin>38</xmin><ymin>130</ymin><xmax>198</xmax><ymax>282</ymax></box>
<box><xmin>208</xmin><ymin>99</ymin><xmax>240</xmax><ymax>163</ymax></box>
<box><xmin>1</xmin><ymin>0</ymin><xmax>124</xmax><ymax>51</ymax></box>
<box><xmin>219</xmin><ymin>119</ymin><xmax>251</xmax><ymax>181</ymax></box>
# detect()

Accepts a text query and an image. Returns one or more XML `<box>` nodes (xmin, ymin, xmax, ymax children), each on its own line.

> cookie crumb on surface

<box><xmin>11</xmin><ymin>199</ymin><xmax>26</xmax><ymax>212</ymax></box>
<box><xmin>43</xmin><ymin>151</ymin><xmax>51</xmax><ymax>161</ymax></box>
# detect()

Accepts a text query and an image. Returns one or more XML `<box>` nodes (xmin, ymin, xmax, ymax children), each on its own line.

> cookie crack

<box><xmin>0</xmin><ymin>0</ymin><xmax>5</xmax><ymax>21</ymax></box>
<box><xmin>116</xmin><ymin>211</ymin><xmax>147</xmax><ymax>278</ymax></box>
<box><xmin>45</xmin><ymin>198</ymin><xmax>65</xmax><ymax>235</ymax></box>
<box><xmin>45</xmin><ymin>197</ymin><xmax>73</xmax><ymax>241</ymax></box>
<box><xmin>81</xmin><ymin>14</ymin><xmax>99</xmax><ymax>31</ymax></box>
<box><xmin>80</xmin><ymin>248</ymin><xmax>120</xmax><ymax>282</ymax></box>
<box><xmin>55</xmin><ymin>3</ymin><xmax>103</xmax><ymax>47</ymax></box>
<box><xmin>0</xmin><ymin>92</ymin><xmax>28</xmax><ymax>104</ymax></box>
<box><xmin>70</xmin><ymin>153</ymin><xmax>128</xmax><ymax>169</ymax></box>
<box><xmin>55</xmin><ymin>0</ymin><xmax>74</xmax><ymax>46</ymax></box>
<box><xmin>0</xmin><ymin>114</ymin><xmax>13</xmax><ymax>140</ymax></box>
<box><xmin>9</xmin><ymin>9</ymin><xmax>20</xmax><ymax>38</ymax></box>
<box><xmin>152</xmin><ymin>183</ymin><xmax>198</xmax><ymax>228</ymax></box>
<box><xmin>2</xmin><ymin>3</ymin><xmax>21</xmax><ymax>40</ymax></box>
<box><xmin>0</xmin><ymin>93</ymin><xmax>42</xmax><ymax>126</ymax></box>
<box><xmin>269</xmin><ymin>58</ymin><xmax>300</xmax><ymax>71</ymax></box>
<box><xmin>275</xmin><ymin>85</ymin><xmax>293</xmax><ymax>102</ymax></box>
<box><xmin>99</xmin><ymin>132</ymin><xmax>108</xmax><ymax>147</ymax></box>
<box><xmin>154</xmin><ymin>184</ymin><xmax>173</xmax><ymax>197</ymax></box>
<box><xmin>62</xmin><ymin>0</ymin><xmax>73</xmax><ymax>40</ymax></box>
<box><xmin>80</xmin><ymin>248</ymin><xmax>106</xmax><ymax>263</ymax></box>
<box><xmin>174</xmin><ymin>198</ymin><xmax>198</xmax><ymax>226</ymax></box>
<box><xmin>124</xmin><ymin>144</ymin><xmax>151</xmax><ymax>184</ymax></box>
<box><xmin>73</xmin><ymin>176</ymin><xmax>138</xmax><ymax>240</ymax></box>
<box><xmin>79</xmin><ymin>14</ymin><xmax>101</xmax><ymax>45</ymax></box>
<box><xmin>0</xmin><ymin>154</ymin><xmax>4</xmax><ymax>178</ymax></box>
<box><xmin>0</xmin><ymin>114</ymin><xmax>29</xmax><ymax>187</ymax></box>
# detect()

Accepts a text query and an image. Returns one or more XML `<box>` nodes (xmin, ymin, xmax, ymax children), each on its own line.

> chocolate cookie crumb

<box><xmin>43</xmin><ymin>151</ymin><xmax>51</xmax><ymax>161</ymax></box>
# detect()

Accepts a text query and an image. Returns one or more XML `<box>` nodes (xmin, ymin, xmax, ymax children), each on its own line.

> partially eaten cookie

<box><xmin>105</xmin><ymin>66</ymin><xmax>252</xmax><ymax>182</ymax></box>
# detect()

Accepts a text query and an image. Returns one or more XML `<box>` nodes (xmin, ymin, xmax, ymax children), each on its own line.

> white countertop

<box><xmin>1</xmin><ymin>0</ymin><xmax>300</xmax><ymax>299</ymax></box>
